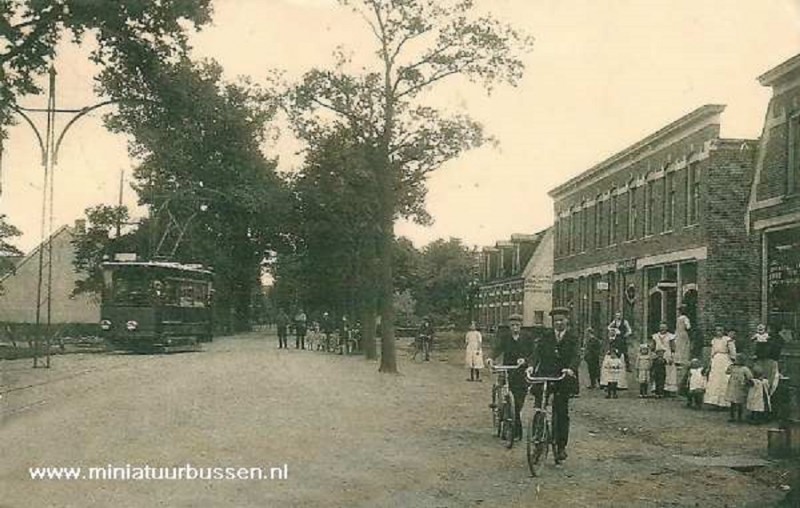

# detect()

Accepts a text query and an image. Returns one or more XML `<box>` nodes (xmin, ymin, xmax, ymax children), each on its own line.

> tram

<box><xmin>99</xmin><ymin>259</ymin><xmax>214</xmax><ymax>352</ymax></box>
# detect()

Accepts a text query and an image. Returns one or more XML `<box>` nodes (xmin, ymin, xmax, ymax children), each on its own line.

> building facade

<box><xmin>477</xmin><ymin>228</ymin><xmax>553</xmax><ymax>329</ymax></box>
<box><xmin>549</xmin><ymin>105</ymin><xmax>760</xmax><ymax>345</ymax></box>
<box><xmin>747</xmin><ymin>53</ymin><xmax>800</xmax><ymax>334</ymax></box>
<box><xmin>0</xmin><ymin>223</ymin><xmax>99</xmax><ymax>324</ymax></box>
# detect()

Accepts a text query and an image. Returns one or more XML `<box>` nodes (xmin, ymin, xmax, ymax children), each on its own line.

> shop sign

<box><xmin>596</xmin><ymin>281</ymin><xmax>609</xmax><ymax>291</ymax></box>
<box><xmin>617</xmin><ymin>258</ymin><xmax>637</xmax><ymax>272</ymax></box>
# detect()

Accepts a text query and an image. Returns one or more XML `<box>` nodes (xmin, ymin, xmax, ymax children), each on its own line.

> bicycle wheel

<box><xmin>527</xmin><ymin>410</ymin><xmax>549</xmax><ymax>477</ymax></box>
<box><xmin>502</xmin><ymin>393</ymin><xmax>516</xmax><ymax>449</ymax></box>
<box><xmin>491</xmin><ymin>386</ymin><xmax>500</xmax><ymax>436</ymax></box>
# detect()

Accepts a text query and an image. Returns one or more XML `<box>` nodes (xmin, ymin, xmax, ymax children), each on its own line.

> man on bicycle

<box><xmin>487</xmin><ymin>313</ymin><xmax>535</xmax><ymax>440</ymax></box>
<box><xmin>418</xmin><ymin>318</ymin><xmax>435</xmax><ymax>361</ymax></box>
<box><xmin>530</xmin><ymin>307</ymin><xmax>579</xmax><ymax>463</ymax></box>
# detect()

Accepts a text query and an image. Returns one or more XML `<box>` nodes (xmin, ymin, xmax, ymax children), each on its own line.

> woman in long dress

<box><xmin>465</xmin><ymin>322</ymin><xmax>484</xmax><ymax>382</ymax></box>
<box><xmin>704</xmin><ymin>325</ymin><xmax>737</xmax><ymax>407</ymax></box>
<box><xmin>674</xmin><ymin>306</ymin><xmax>692</xmax><ymax>388</ymax></box>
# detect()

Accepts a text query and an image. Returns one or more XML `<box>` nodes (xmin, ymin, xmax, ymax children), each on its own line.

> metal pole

<box><xmin>45</xmin><ymin>66</ymin><xmax>57</xmax><ymax>368</ymax></box>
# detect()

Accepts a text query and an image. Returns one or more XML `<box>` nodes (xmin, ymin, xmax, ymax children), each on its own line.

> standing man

<box><xmin>488</xmin><ymin>314</ymin><xmax>535</xmax><ymax>440</ymax></box>
<box><xmin>276</xmin><ymin>309</ymin><xmax>289</xmax><ymax>349</ymax></box>
<box><xmin>294</xmin><ymin>309</ymin><xmax>308</xmax><ymax>350</ymax></box>
<box><xmin>418</xmin><ymin>318</ymin><xmax>436</xmax><ymax>361</ymax></box>
<box><xmin>583</xmin><ymin>326</ymin><xmax>602</xmax><ymax>389</ymax></box>
<box><xmin>531</xmin><ymin>307</ymin><xmax>580</xmax><ymax>463</ymax></box>
<box><xmin>321</xmin><ymin>312</ymin><xmax>334</xmax><ymax>352</ymax></box>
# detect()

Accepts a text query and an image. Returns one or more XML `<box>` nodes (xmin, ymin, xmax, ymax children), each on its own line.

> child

<box><xmin>747</xmin><ymin>366</ymin><xmax>771</xmax><ymax>424</ymax></box>
<box><xmin>602</xmin><ymin>349</ymin><xmax>623</xmax><ymax>399</ymax></box>
<box><xmin>636</xmin><ymin>343</ymin><xmax>651</xmax><ymax>398</ymax></box>
<box><xmin>725</xmin><ymin>354</ymin><xmax>753</xmax><ymax>423</ymax></box>
<box><xmin>651</xmin><ymin>349</ymin><xmax>667</xmax><ymax>398</ymax></box>
<box><xmin>686</xmin><ymin>358</ymin><xmax>707</xmax><ymax>409</ymax></box>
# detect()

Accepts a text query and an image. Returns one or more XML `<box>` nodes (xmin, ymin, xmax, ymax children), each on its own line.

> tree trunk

<box><xmin>377</xmin><ymin>170</ymin><xmax>397</xmax><ymax>372</ymax></box>
<box><xmin>360</xmin><ymin>297</ymin><xmax>377</xmax><ymax>360</ymax></box>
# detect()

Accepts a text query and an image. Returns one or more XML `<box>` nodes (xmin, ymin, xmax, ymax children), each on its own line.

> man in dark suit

<box><xmin>531</xmin><ymin>307</ymin><xmax>580</xmax><ymax>463</ymax></box>
<box><xmin>489</xmin><ymin>313</ymin><xmax>535</xmax><ymax>440</ymax></box>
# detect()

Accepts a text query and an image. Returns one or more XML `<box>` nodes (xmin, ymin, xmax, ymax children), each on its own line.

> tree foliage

<box><xmin>0</xmin><ymin>213</ymin><xmax>22</xmax><ymax>283</ymax></box>
<box><xmin>414</xmin><ymin>237</ymin><xmax>474</xmax><ymax>325</ymax></box>
<box><xmin>0</xmin><ymin>0</ymin><xmax>212</xmax><ymax>136</ymax></box>
<box><xmin>98</xmin><ymin>56</ymin><xmax>287</xmax><ymax>331</ymax></box>
<box><xmin>70</xmin><ymin>204</ymin><xmax>145</xmax><ymax>298</ymax></box>
<box><xmin>287</xmin><ymin>0</ymin><xmax>532</xmax><ymax>372</ymax></box>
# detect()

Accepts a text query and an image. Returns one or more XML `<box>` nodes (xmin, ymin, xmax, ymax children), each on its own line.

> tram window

<box><xmin>111</xmin><ymin>272</ymin><xmax>150</xmax><ymax>306</ymax></box>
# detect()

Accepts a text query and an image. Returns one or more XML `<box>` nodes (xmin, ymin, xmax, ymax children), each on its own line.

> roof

<box><xmin>0</xmin><ymin>224</ymin><xmax>71</xmax><ymax>284</ymax></box>
<box><xmin>101</xmin><ymin>260</ymin><xmax>214</xmax><ymax>276</ymax></box>
<box><xmin>758</xmin><ymin>53</ymin><xmax>800</xmax><ymax>87</ymax></box>
<box><xmin>548</xmin><ymin>104</ymin><xmax>726</xmax><ymax>200</ymax></box>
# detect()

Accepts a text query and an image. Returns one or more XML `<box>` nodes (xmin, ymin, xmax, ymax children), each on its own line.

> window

<box><xmin>568</xmin><ymin>207</ymin><xmax>575</xmax><ymax>254</ymax></box>
<box><xmin>627</xmin><ymin>185</ymin><xmax>637</xmax><ymax>240</ymax></box>
<box><xmin>609</xmin><ymin>188</ymin><xmax>617</xmax><ymax>245</ymax></box>
<box><xmin>788</xmin><ymin>112</ymin><xmax>800</xmax><ymax>194</ymax></box>
<box><xmin>645</xmin><ymin>179</ymin><xmax>656</xmax><ymax>235</ymax></box>
<box><xmin>595</xmin><ymin>196</ymin><xmax>603</xmax><ymax>248</ymax></box>
<box><xmin>687</xmin><ymin>163</ymin><xmax>700</xmax><ymax>225</ymax></box>
<box><xmin>581</xmin><ymin>201</ymin><xmax>588</xmax><ymax>252</ymax></box>
<box><xmin>664</xmin><ymin>171</ymin><xmax>675</xmax><ymax>231</ymax></box>
<box><xmin>534</xmin><ymin>311</ymin><xmax>544</xmax><ymax>325</ymax></box>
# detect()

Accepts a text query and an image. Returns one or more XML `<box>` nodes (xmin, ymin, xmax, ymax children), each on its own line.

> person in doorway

<box><xmin>464</xmin><ymin>321</ymin><xmax>484</xmax><ymax>382</ymax></box>
<box><xmin>276</xmin><ymin>309</ymin><xmax>289</xmax><ymax>349</ymax></box>
<box><xmin>651</xmin><ymin>322</ymin><xmax>677</xmax><ymax>396</ymax></box>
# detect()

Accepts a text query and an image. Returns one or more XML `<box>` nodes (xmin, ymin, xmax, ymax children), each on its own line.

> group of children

<box><xmin>601</xmin><ymin>344</ymin><xmax>775</xmax><ymax>425</ymax></box>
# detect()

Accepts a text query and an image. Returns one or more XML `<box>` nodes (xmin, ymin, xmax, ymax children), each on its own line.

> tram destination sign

<box><xmin>617</xmin><ymin>258</ymin><xmax>637</xmax><ymax>272</ymax></box>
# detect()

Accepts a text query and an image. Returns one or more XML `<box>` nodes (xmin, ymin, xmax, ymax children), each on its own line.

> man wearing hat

<box><xmin>488</xmin><ymin>313</ymin><xmax>535</xmax><ymax>440</ymax></box>
<box><xmin>531</xmin><ymin>306</ymin><xmax>580</xmax><ymax>463</ymax></box>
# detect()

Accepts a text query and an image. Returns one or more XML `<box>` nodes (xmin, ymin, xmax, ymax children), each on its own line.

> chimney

<box><xmin>73</xmin><ymin>219</ymin><xmax>86</xmax><ymax>235</ymax></box>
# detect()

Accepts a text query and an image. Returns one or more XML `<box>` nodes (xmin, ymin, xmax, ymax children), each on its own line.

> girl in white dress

<box><xmin>704</xmin><ymin>325</ymin><xmax>737</xmax><ymax>407</ymax></box>
<box><xmin>465</xmin><ymin>322</ymin><xmax>484</xmax><ymax>382</ymax></box>
<box><xmin>651</xmin><ymin>322</ymin><xmax>677</xmax><ymax>395</ymax></box>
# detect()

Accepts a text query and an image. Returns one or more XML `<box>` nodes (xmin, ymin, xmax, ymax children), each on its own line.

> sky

<box><xmin>2</xmin><ymin>0</ymin><xmax>800</xmax><ymax>253</ymax></box>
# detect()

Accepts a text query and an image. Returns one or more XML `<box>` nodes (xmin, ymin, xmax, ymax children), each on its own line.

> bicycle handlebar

<box><xmin>524</xmin><ymin>370</ymin><xmax>568</xmax><ymax>384</ymax></box>
<box><xmin>490</xmin><ymin>365</ymin><xmax>523</xmax><ymax>373</ymax></box>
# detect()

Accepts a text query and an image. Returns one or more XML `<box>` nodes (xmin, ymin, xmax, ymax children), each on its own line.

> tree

<box><xmin>0</xmin><ymin>0</ymin><xmax>212</xmax><ymax>137</ymax></box>
<box><xmin>0</xmin><ymin>214</ymin><xmax>22</xmax><ymax>286</ymax></box>
<box><xmin>415</xmin><ymin>237</ymin><xmax>474</xmax><ymax>325</ymax></box>
<box><xmin>71</xmin><ymin>204</ymin><xmax>146</xmax><ymax>298</ymax></box>
<box><xmin>289</xmin><ymin>0</ymin><xmax>532</xmax><ymax>372</ymax></box>
<box><xmin>99</xmin><ymin>56</ymin><xmax>287</xmax><ymax>332</ymax></box>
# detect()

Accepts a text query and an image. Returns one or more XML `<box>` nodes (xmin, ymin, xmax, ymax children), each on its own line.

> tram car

<box><xmin>99</xmin><ymin>259</ymin><xmax>214</xmax><ymax>352</ymax></box>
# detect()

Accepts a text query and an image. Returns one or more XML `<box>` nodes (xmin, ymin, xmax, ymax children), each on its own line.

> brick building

<box><xmin>476</xmin><ymin>228</ymin><xmax>553</xmax><ymax>329</ymax></box>
<box><xmin>0</xmin><ymin>222</ymin><xmax>98</xmax><ymax>324</ymax></box>
<box><xmin>548</xmin><ymin>105</ymin><xmax>759</xmax><ymax>345</ymax></box>
<box><xmin>747</xmin><ymin>53</ymin><xmax>800</xmax><ymax>333</ymax></box>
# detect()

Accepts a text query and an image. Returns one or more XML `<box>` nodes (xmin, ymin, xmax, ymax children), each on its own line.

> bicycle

<box><xmin>524</xmin><ymin>368</ymin><xmax>567</xmax><ymax>477</ymax></box>
<box><xmin>410</xmin><ymin>334</ymin><xmax>432</xmax><ymax>361</ymax></box>
<box><xmin>489</xmin><ymin>364</ymin><xmax>520</xmax><ymax>449</ymax></box>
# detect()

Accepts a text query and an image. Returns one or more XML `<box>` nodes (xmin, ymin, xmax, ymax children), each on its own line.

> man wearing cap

<box><xmin>531</xmin><ymin>306</ymin><xmax>580</xmax><ymax>463</ymax></box>
<box><xmin>488</xmin><ymin>313</ymin><xmax>534</xmax><ymax>440</ymax></box>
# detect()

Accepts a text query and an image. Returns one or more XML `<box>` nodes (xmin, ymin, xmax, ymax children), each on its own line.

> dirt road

<box><xmin>0</xmin><ymin>332</ymin><xmax>793</xmax><ymax>507</ymax></box>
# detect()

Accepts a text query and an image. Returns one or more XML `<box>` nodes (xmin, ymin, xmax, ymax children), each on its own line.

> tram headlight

<box><xmin>126</xmin><ymin>320</ymin><xmax>139</xmax><ymax>331</ymax></box>
<box><xmin>100</xmin><ymin>319</ymin><xmax>112</xmax><ymax>331</ymax></box>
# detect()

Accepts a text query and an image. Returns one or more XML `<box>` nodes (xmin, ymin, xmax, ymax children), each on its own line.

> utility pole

<box><xmin>10</xmin><ymin>66</ymin><xmax>121</xmax><ymax>368</ymax></box>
